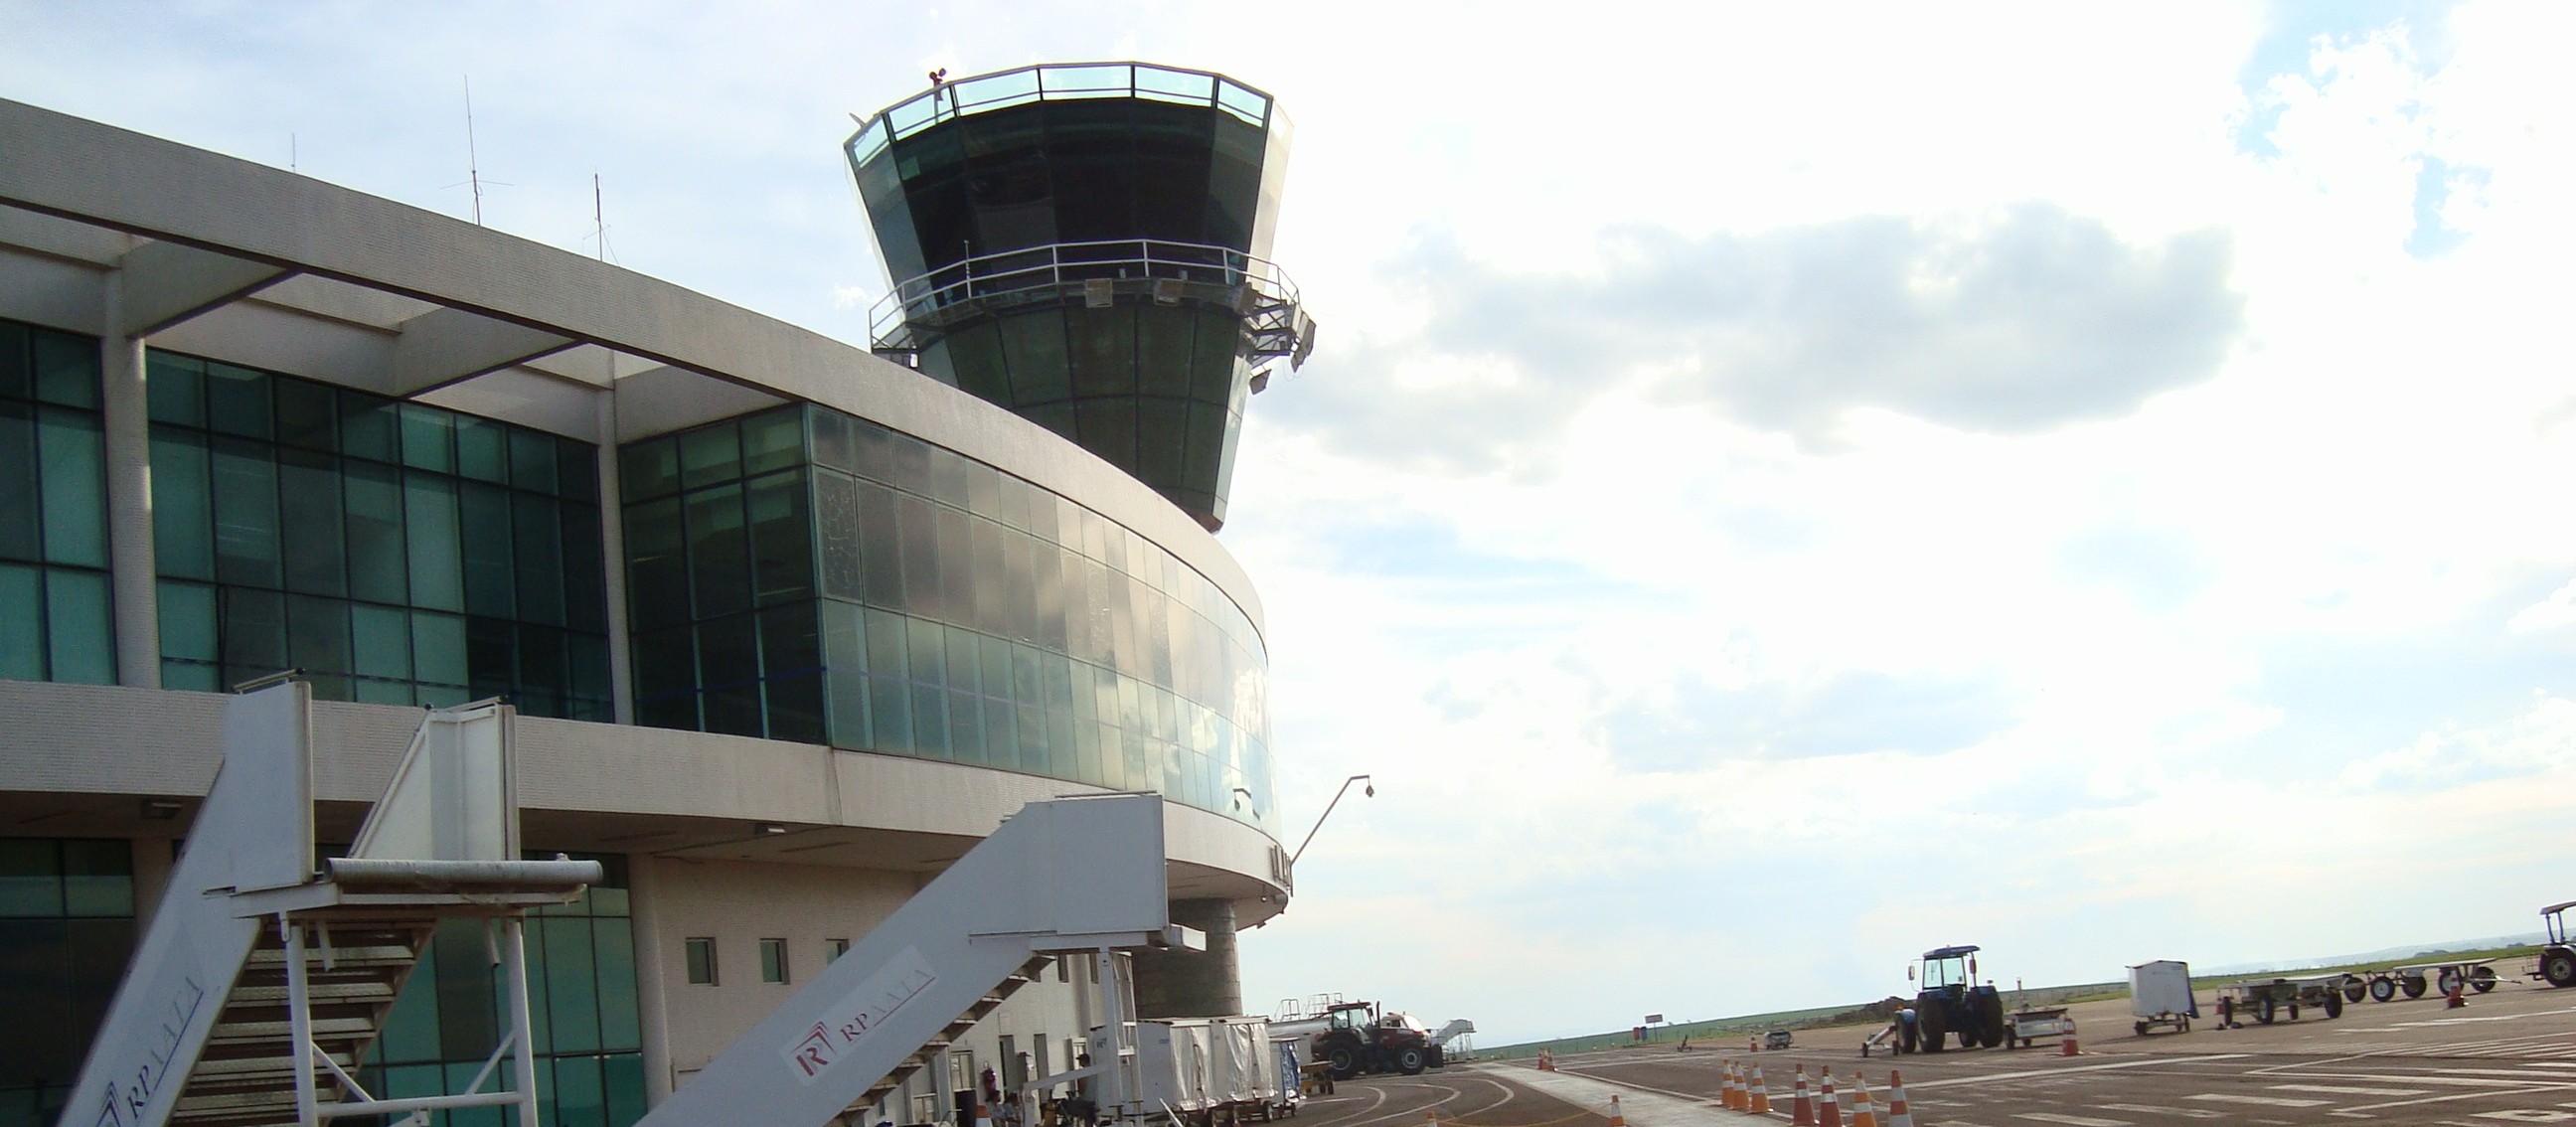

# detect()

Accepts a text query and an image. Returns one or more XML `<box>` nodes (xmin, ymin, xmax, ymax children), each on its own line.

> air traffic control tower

<box><xmin>847</xmin><ymin>63</ymin><xmax>1315</xmax><ymax>533</ymax></box>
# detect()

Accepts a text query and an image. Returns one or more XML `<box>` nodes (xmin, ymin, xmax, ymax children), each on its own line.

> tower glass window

<box><xmin>145</xmin><ymin>351</ymin><xmax>610</xmax><ymax>717</ymax></box>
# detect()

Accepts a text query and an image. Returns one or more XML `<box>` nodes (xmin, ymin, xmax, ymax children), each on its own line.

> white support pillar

<box><xmin>598</xmin><ymin>378</ymin><xmax>634</xmax><ymax>724</ymax></box>
<box><xmin>98</xmin><ymin>269</ymin><xmax>160</xmax><ymax>688</ymax></box>
<box><xmin>285</xmin><ymin>919</ymin><xmax>320</xmax><ymax>1125</ymax></box>
<box><xmin>628</xmin><ymin>854</ymin><xmax>678</xmax><ymax>1105</ymax></box>
<box><xmin>503</xmin><ymin>917</ymin><xmax>546</xmax><ymax>1127</ymax></box>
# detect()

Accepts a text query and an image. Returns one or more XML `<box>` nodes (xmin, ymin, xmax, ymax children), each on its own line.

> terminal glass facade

<box><xmin>0</xmin><ymin>838</ymin><xmax>134</xmax><ymax>1127</ymax></box>
<box><xmin>621</xmin><ymin>403</ymin><xmax>1275</xmax><ymax>831</ymax></box>
<box><xmin>0</xmin><ymin>318</ymin><xmax>115</xmax><ymax>687</ymax></box>
<box><xmin>359</xmin><ymin>854</ymin><xmax>645</xmax><ymax>1127</ymax></box>
<box><xmin>146</xmin><ymin>353</ymin><xmax>612</xmax><ymax>718</ymax></box>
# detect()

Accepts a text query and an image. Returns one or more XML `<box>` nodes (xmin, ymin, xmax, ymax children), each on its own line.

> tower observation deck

<box><xmin>848</xmin><ymin>63</ymin><xmax>1316</xmax><ymax>532</ymax></box>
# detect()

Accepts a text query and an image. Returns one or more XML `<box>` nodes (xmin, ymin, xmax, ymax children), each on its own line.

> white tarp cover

<box><xmin>2129</xmin><ymin>959</ymin><xmax>2196</xmax><ymax>1018</ymax></box>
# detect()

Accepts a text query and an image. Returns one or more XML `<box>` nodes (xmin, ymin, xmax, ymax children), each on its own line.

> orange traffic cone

<box><xmin>1849</xmin><ymin>1073</ymin><xmax>1878</xmax><ymax>1127</ymax></box>
<box><xmin>2447</xmin><ymin>982</ymin><xmax>2468</xmax><ymax>1009</ymax></box>
<box><xmin>1606</xmin><ymin>1094</ymin><xmax>1625</xmax><ymax>1127</ymax></box>
<box><xmin>1537</xmin><ymin>1048</ymin><xmax>1553</xmax><ymax>1071</ymax></box>
<box><xmin>1424</xmin><ymin>1111</ymin><xmax>1438</xmax><ymax>1127</ymax></box>
<box><xmin>1884</xmin><ymin>1070</ymin><xmax>1914</xmax><ymax>1127</ymax></box>
<box><xmin>1749</xmin><ymin>1063</ymin><xmax>1773</xmax><ymax>1115</ymax></box>
<box><xmin>1792</xmin><ymin>1065</ymin><xmax>1817</xmax><ymax>1126</ymax></box>
<box><xmin>1819</xmin><ymin>1067</ymin><xmax>1843</xmax><ymax>1127</ymax></box>
<box><xmin>2060</xmin><ymin>1018</ymin><xmax>2080</xmax><ymax>1057</ymax></box>
<box><xmin>1721</xmin><ymin>1061</ymin><xmax>1741</xmax><ymax>1109</ymax></box>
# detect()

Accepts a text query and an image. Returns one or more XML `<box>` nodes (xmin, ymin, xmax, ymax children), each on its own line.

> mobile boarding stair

<box><xmin>64</xmin><ymin>682</ymin><xmax>598</xmax><ymax>1127</ymax></box>
<box><xmin>71</xmin><ymin>681</ymin><xmax>1195</xmax><ymax>1127</ymax></box>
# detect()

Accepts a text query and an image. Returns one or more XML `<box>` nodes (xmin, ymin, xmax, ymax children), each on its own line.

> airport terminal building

<box><xmin>0</xmin><ymin>63</ymin><xmax>1307</xmax><ymax>1127</ymax></box>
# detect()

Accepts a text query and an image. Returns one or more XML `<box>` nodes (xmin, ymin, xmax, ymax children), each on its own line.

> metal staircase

<box><xmin>61</xmin><ymin>685</ymin><xmax>596</xmax><ymax>1127</ymax></box>
<box><xmin>852</xmin><ymin>957</ymin><xmax>1052</xmax><ymax>1115</ymax></box>
<box><xmin>169</xmin><ymin>920</ymin><xmax>433</xmax><ymax>1127</ymax></box>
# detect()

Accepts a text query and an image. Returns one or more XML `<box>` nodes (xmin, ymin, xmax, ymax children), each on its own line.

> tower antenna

<box><xmin>589</xmin><ymin>171</ymin><xmax>616</xmax><ymax>263</ymax></box>
<box><xmin>465</xmin><ymin>76</ymin><xmax>484</xmax><ymax>226</ymax></box>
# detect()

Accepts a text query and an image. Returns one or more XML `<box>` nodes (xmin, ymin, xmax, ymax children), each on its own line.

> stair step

<box><xmin>245</xmin><ymin>944</ymin><xmax>419</xmax><ymax>967</ymax></box>
<box><xmin>225</xmin><ymin>980</ymin><xmax>400</xmax><ymax>1005</ymax></box>
<box><xmin>207</xmin><ymin>1016</ymin><xmax>379</xmax><ymax>1043</ymax></box>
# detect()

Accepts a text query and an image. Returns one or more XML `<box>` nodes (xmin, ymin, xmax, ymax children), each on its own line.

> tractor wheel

<box><xmin>2438</xmin><ymin>968</ymin><xmax>2464</xmax><ymax>996</ymax></box>
<box><xmin>1396</xmin><ymin>1047</ymin><xmax>1427</xmax><ymax>1075</ymax></box>
<box><xmin>2543</xmin><ymin>949</ymin><xmax>2576</xmax><ymax>988</ymax></box>
<box><xmin>2473</xmin><ymin>966</ymin><xmax>2498</xmax><ymax>993</ymax></box>
<box><xmin>1918</xmin><ymin>1010</ymin><xmax>1947</xmax><ymax>1054</ymax></box>
<box><xmin>2256</xmin><ymin>996</ymin><xmax>2277</xmax><ymax>1025</ymax></box>
<box><xmin>1325</xmin><ymin>1046</ymin><xmax>1360</xmax><ymax>1080</ymax></box>
<box><xmin>2134</xmin><ymin>1022</ymin><xmax>2148</xmax><ymax>1037</ymax></box>
<box><xmin>2342</xmin><ymin>979</ymin><xmax>2366</xmax><ymax>1003</ymax></box>
<box><xmin>2368</xmin><ymin>976</ymin><xmax>2396</xmax><ymax>1003</ymax></box>
<box><xmin>2324</xmin><ymin>993</ymin><xmax>2343</xmax><ymax>1019</ymax></box>
<box><xmin>2402</xmin><ymin>976</ymin><xmax>2428</xmax><ymax>999</ymax></box>
<box><xmin>1897</xmin><ymin>1022</ymin><xmax>1917</xmax><ymax>1054</ymax></box>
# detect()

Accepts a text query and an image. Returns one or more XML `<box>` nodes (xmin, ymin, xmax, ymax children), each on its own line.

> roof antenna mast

<box><xmin>465</xmin><ymin>76</ymin><xmax>485</xmax><ymax>226</ymax></box>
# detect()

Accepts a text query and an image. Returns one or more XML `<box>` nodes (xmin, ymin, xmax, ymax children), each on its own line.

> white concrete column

<box><xmin>599</xmin><ymin>378</ymin><xmax>634</xmax><ymax>724</ymax></box>
<box><xmin>629</xmin><ymin>852</ymin><xmax>677</xmax><ymax>1104</ymax></box>
<box><xmin>98</xmin><ymin>270</ymin><xmax>160</xmax><ymax>688</ymax></box>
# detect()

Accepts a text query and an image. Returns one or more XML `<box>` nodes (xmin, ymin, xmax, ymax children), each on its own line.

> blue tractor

<box><xmin>1901</xmin><ymin>945</ymin><xmax>2007</xmax><ymax>1052</ymax></box>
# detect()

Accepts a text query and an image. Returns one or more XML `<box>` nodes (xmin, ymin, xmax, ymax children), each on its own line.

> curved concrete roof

<box><xmin>0</xmin><ymin>96</ymin><xmax>1264</xmax><ymax>636</ymax></box>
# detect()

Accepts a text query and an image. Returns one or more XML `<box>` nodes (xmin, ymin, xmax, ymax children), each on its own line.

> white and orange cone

<box><xmin>2060</xmin><ymin>1018</ymin><xmax>2080</xmax><ymax>1057</ymax></box>
<box><xmin>1606</xmin><ymin>1094</ymin><xmax>1626</xmax><ymax>1127</ymax></box>
<box><xmin>1749</xmin><ymin>1063</ymin><xmax>1773</xmax><ymax>1115</ymax></box>
<box><xmin>1884</xmin><ymin>1069</ymin><xmax>1914</xmax><ymax>1127</ymax></box>
<box><xmin>1820</xmin><ymin>1067</ymin><xmax>1843</xmax><ymax>1127</ymax></box>
<box><xmin>1722</xmin><ymin>1060</ymin><xmax>1742</xmax><ymax>1109</ymax></box>
<box><xmin>1791</xmin><ymin>1065</ymin><xmax>1817</xmax><ymax>1126</ymax></box>
<box><xmin>1849</xmin><ymin>1072</ymin><xmax>1877</xmax><ymax>1127</ymax></box>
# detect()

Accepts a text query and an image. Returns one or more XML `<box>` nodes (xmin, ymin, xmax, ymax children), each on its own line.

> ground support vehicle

<box><xmin>2005</xmin><ymin>1007</ymin><xmax>2073</xmax><ymax>1048</ymax></box>
<box><xmin>1764</xmin><ymin>1030</ymin><xmax>1793</xmax><ymax>1050</ymax></box>
<box><xmin>1305</xmin><ymin>1001</ymin><xmax>1440</xmax><ymax>1079</ymax></box>
<box><xmin>2128</xmin><ymin>960</ymin><xmax>2198</xmax><ymax>1036</ymax></box>
<box><xmin>2217</xmin><ymin>975</ymin><xmax>2345</xmax><ymax>1026</ymax></box>
<box><xmin>1904</xmin><ymin>945</ymin><xmax>2008</xmax><ymax>1052</ymax></box>
<box><xmin>2537</xmin><ymin>900</ymin><xmax>2576</xmax><ymax>988</ymax></box>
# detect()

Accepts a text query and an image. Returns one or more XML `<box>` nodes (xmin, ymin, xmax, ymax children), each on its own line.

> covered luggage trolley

<box><xmin>2128</xmin><ymin>960</ymin><xmax>2199</xmax><ymax>1037</ymax></box>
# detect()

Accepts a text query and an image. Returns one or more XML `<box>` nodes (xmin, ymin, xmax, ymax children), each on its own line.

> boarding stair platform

<box><xmin>64</xmin><ymin>684</ymin><xmax>596</xmax><ymax>1127</ymax></box>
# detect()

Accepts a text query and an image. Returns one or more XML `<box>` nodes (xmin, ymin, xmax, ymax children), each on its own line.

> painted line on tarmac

<box><xmin>2185</xmin><ymin>1093</ymin><xmax>2331</xmax><ymax>1107</ymax></box>
<box><xmin>1901</xmin><ymin>1054</ymin><xmax>2252</xmax><ymax>1090</ymax></box>
<box><xmin>2096</xmin><ymin>1105</ymin><xmax>2221</xmax><ymax>1119</ymax></box>
<box><xmin>2270</xmin><ymin>1083</ymin><xmax>2432</xmax><ymax>1096</ymax></box>
<box><xmin>2011</xmin><ymin>1113</ymin><xmax>2132</xmax><ymax>1126</ymax></box>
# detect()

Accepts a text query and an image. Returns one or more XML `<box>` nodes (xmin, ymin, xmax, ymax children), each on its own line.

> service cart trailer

<box><xmin>2216</xmin><ymin>974</ymin><xmax>2345</xmax><ymax>1026</ymax></box>
<box><xmin>2004</xmin><ymin>1007</ymin><xmax>2072</xmax><ymax>1048</ymax></box>
<box><xmin>2129</xmin><ymin>960</ymin><xmax>2199</xmax><ymax>1036</ymax></box>
<box><xmin>2348</xmin><ymin>960</ymin><xmax>2500</xmax><ymax>1002</ymax></box>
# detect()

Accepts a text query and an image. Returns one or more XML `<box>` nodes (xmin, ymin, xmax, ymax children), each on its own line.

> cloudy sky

<box><xmin>8</xmin><ymin>0</ymin><xmax>2575</xmax><ymax>1045</ymax></box>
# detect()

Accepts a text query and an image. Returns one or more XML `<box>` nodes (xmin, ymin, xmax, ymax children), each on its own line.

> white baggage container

<box><xmin>2128</xmin><ymin>959</ymin><xmax>2198</xmax><ymax>1035</ymax></box>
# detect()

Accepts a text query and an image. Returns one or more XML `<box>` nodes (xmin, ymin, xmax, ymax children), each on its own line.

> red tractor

<box><xmin>1313</xmin><ymin>1001</ymin><xmax>1440</xmax><ymax>1078</ymax></box>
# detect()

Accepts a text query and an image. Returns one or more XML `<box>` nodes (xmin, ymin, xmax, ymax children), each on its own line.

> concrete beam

<box><xmin>114</xmin><ymin>238</ymin><xmax>292</xmax><ymax>336</ymax></box>
<box><xmin>389</xmin><ymin>304</ymin><xmax>577</xmax><ymax>397</ymax></box>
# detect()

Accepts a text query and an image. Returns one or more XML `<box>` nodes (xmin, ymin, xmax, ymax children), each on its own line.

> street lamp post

<box><xmin>1291</xmin><ymin>774</ymin><xmax>1373</xmax><ymax>865</ymax></box>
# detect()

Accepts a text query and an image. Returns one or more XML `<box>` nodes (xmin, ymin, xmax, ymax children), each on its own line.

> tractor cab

<box><xmin>2541</xmin><ymin>901</ymin><xmax>2576</xmax><ymax>988</ymax></box>
<box><xmin>1326</xmin><ymin>1001</ymin><xmax>1377</xmax><ymax>1032</ymax></box>
<box><xmin>1912</xmin><ymin>945</ymin><xmax>1982</xmax><ymax>998</ymax></box>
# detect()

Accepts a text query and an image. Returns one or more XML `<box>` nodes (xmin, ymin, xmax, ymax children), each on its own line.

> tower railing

<box><xmin>867</xmin><ymin>239</ymin><xmax>1314</xmax><ymax>370</ymax></box>
<box><xmin>848</xmin><ymin>62</ymin><xmax>1274</xmax><ymax>166</ymax></box>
